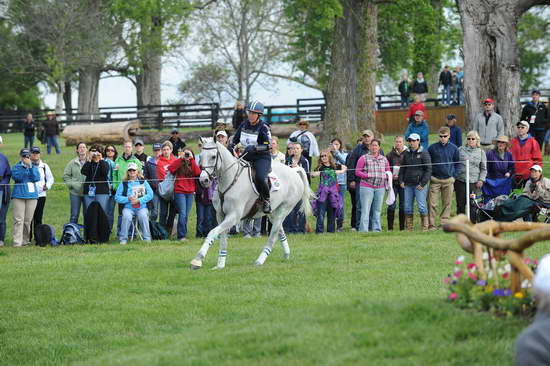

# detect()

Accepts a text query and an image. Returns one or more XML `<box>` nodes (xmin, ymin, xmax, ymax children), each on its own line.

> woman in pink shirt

<box><xmin>355</xmin><ymin>139</ymin><xmax>390</xmax><ymax>232</ymax></box>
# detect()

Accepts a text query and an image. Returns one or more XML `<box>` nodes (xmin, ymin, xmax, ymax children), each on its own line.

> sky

<box><xmin>42</xmin><ymin>61</ymin><xmax>324</xmax><ymax>110</ymax></box>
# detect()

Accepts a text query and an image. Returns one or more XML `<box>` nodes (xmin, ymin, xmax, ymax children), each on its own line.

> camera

<box><xmin>184</xmin><ymin>152</ymin><xmax>191</xmax><ymax>158</ymax></box>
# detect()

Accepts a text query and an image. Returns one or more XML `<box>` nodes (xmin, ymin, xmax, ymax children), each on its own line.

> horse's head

<box><xmin>199</xmin><ymin>137</ymin><xmax>219</xmax><ymax>187</ymax></box>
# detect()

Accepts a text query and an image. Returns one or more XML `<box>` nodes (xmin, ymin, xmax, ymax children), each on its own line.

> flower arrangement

<box><xmin>443</xmin><ymin>254</ymin><xmax>538</xmax><ymax>317</ymax></box>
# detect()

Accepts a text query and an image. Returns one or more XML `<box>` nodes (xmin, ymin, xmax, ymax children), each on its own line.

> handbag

<box><xmin>158</xmin><ymin>172</ymin><xmax>175</xmax><ymax>200</ymax></box>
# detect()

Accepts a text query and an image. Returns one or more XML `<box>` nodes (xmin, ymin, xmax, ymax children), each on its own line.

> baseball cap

<box><xmin>134</xmin><ymin>139</ymin><xmax>144</xmax><ymax>146</ymax></box>
<box><xmin>532</xmin><ymin>89</ymin><xmax>541</xmax><ymax>95</ymax></box>
<box><xmin>483</xmin><ymin>98</ymin><xmax>494</xmax><ymax>104</ymax></box>
<box><xmin>361</xmin><ymin>129</ymin><xmax>374</xmax><ymax>137</ymax></box>
<box><xmin>530</xmin><ymin>164</ymin><xmax>543</xmax><ymax>172</ymax></box>
<box><xmin>216</xmin><ymin>130</ymin><xmax>228</xmax><ymax>138</ymax></box>
<box><xmin>414</xmin><ymin>110</ymin><xmax>424</xmax><ymax>116</ymax></box>
<box><xmin>152</xmin><ymin>143</ymin><xmax>162</xmax><ymax>151</ymax></box>
<box><xmin>171</xmin><ymin>128</ymin><xmax>178</xmax><ymax>134</ymax></box>
<box><xmin>31</xmin><ymin>147</ymin><xmax>41</xmax><ymax>154</ymax></box>
<box><xmin>408</xmin><ymin>133</ymin><xmax>421</xmax><ymax>141</ymax></box>
<box><xmin>447</xmin><ymin>114</ymin><xmax>456</xmax><ymax>120</ymax></box>
<box><xmin>517</xmin><ymin>120</ymin><xmax>529</xmax><ymax>128</ymax></box>
<box><xmin>127</xmin><ymin>162</ymin><xmax>139</xmax><ymax>171</ymax></box>
<box><xmin>20</xmin><ymin>148</ymin><xmax>30</xmax><ymax>157</ymax></box>
<box><xmin>534</xmin><ymin>254</ymin><xmax>550</xmax><ymax>295</ymax></box>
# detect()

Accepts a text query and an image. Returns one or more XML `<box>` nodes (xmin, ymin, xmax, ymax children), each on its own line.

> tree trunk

<box><xmin>356</xmin><ymin>1</ymin><xmax>377</xmax><ymax>133</ymax></box>
<box><xmin>78</xmin><ymin>66</ymin><xmax>101</xmax><ymax>120</ymax></box>
<box><xmin>63</xmin><ymin>81</ymin><xmax>72</xmax><ymax>117</ymax></box>
<box><xmin>324</xmin><ymin>0</ymin><xmax>378</xmax><ymax>146</ymax></box>
<box><xmin>456</xmin><ymin>0</ymin><xmax>541</xmax><ymax>135</ymax></box>
<box><xmin>55</xmin><ymin>80</ymin><xmax>65</xmax><ymax>115</ymax></box>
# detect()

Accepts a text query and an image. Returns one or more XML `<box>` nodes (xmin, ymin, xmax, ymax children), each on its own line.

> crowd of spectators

<box><xmin>0</xmin><ymin>90</ymin><xmax>548</xmax><ymax>246</ymax></box>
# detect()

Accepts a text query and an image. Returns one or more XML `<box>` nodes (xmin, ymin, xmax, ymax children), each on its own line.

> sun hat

<box><xmin>362</xmin><ymin>129</ymin><xmax>374</xmax><ymax>137</ymax></box>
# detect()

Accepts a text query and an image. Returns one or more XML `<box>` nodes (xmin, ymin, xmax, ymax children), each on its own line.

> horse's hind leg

<box><xmin>278</xmin><ymin>226</ymin><xmax>290</xmax><ymax>260</ymax></box>
<box><xmin>255</xmin><ymin>210</ymin><xmax>286</xmax><ymax>266</ymax></box>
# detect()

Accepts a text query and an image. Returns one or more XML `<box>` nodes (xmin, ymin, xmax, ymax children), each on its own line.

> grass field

<box><xmin>0</xmin><ymin>132</ymin><xmax>548</xmax><ymax>365</ymax></box>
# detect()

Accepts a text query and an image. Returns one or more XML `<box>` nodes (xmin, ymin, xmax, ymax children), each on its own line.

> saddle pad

<box><xmin>251</xmin><ymin>172</ymin><xmax>281</xmax><ymax>195</ymax></box>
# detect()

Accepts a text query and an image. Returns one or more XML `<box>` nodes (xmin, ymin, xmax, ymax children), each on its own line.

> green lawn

<box><xmin>0</xmin><ymin>132</ymin><xmax>547</xmax><ymax>365</ymax></box>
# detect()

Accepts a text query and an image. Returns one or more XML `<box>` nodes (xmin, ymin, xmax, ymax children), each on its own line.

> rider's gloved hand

<box><xmin>244</xmin><ymin>145</ymin><xmax>256</xmax><ymax>154</ymax></box>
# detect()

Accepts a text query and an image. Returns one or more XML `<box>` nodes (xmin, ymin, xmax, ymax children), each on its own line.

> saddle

<box><xmin>241</xmin><ymin>164</ymin><xmax>280</xmax><ymax>220</ymax></box>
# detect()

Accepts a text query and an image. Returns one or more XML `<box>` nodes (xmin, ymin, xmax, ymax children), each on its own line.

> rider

<box><xmin>230</xmin><ymin>100</ymin><xmax>272</xmax><ymax>213</ymax></box>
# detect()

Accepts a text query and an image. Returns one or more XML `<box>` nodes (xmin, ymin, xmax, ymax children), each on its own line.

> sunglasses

<box><xmin>439</xmin><ymin>135</ymin><xmax>449</xmax><ymax>138</ymax></box>
<box><xmin>484</xmin><ymin>102</ymin><xmax>492</xmax><ymax>105</ymax></box>
<box><xmin>408</xmin><ymin>139</ymin><xmax>419</xmax><ymax>142</ymax></box>
<box><xmin>415</xmin><ymin>114</ymin><xmax>423</xmax><ymax>117</ymax></box>
<box><xmin>467</xmin><ymin>138</ymin><xmax>476</xmax><ymax>141</ymax></box>
<box><xmin>106</xmin><ymin>149</ymin><xmax>115</xmax><ymax>152</ymax></box>
<box><xmin>127</xmin><ymin>169</ymin><xmax>136</xmax><ymax>172</ymax></box>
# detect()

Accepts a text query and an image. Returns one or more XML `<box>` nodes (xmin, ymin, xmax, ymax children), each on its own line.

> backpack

<box><xmin>158</xmin><ymin>173</ymin><xmax>176</xmax><ymax>200</ymax></box>
<box><xmin>35</xmin><ymin>224</ymin><xmax>57</xmax><ymax>247</ymax></box>
<box><xmin>149</xmin><ymin>220</ymin><xmax>168</xmax><ymax>240</ymax></box>
<box><xmin>60</xmin><ymin>223</ymin><xmax>85</xmax><ymax>245</ymax></box>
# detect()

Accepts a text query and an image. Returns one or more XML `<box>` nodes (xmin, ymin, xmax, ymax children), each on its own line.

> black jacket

<box><xmin>43</xmin><ymin>118</ymin><xmax>60</xmax><ymax>136</ymax></box>
<box><xmin>84</xmin><ymin>201</ymin><xmax>110</xmax><ymax>243</ymax></box>
<box><xmin>169</xmin><ymin>137</ymin><xmax>186</xmax><ymax>154</ymax></box>
<box><xmin>398</xmin><ymin>81</ymin><xmax>411</xmax><ymax>97</ymax></box>
<box><xmin>398</xmin><ymin>146</ymin><xmax>432</xmax><ymax>187</ymax></box>
<box><xmin>439</xmin><ymin>70</ymin><xmax>452</xmax><ymax>86</ymax></box>
<box><xmin>346</xmin><ymin>143</ymin><xmax>384</xmax><ymax>184</ymax></box>
<box><xmin>412</xmin><ymin>80</ymin><xmax>428</xmax><ymax>94</ymax></box>
<box><xmin>23</xmin><ymin>120</ymin><xmax>36</xmax><ymax>137</ymax></box>
<box><xmin>143</xmin><ymin>156</ymin><xmax>159</xmax><ymax>191</ymax></box>
<box><xmin>521</xmin><ymin>101</ymin><xmax>549</xmax><ymax>131</ymax></box>
<box><xmin>81</xmin><ymin>160</ymin><xmax>110</xmax><ymax>195</ymax></box>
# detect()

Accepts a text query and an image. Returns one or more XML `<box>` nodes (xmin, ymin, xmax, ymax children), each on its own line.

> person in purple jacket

<box><xmin>483</xmin><ymin>135</ymin><xmax>514</xmax><ymax>200</ymax></box>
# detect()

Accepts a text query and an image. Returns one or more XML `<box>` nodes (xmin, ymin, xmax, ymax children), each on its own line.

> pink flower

<box><xmin>454</xmin><ymin>270</ymin><xmax>464</xmax><ymax>278</ymax></box>
<box><xmin>455</xmin><ymin>260</ymin><xmax>463</xmax><ymax>265</ymax></box>
<box><xmin>448</xmin><ymin>293</ymin><xmax>458</xmax><ymax>300</ymax></box>
<box><xmin>467</xmin><ymin>272</ymin><xmax>477</xmax><ymax>280</ymax></box>
<box><xmin>467</xmin><ymin>263</ymin><xmax>476</xmax><ymax>270</ymax></box>
<box><xmin>443</xmin><ymin>277</ymin><xmax>450</xmax><ymax>284</ymax></box>
<box><xmin>502</xmin><ymin>272</ymin><xmax>509</xmax><ymax>279</ymax></box>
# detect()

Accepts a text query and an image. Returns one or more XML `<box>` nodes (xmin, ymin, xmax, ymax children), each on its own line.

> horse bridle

<box><xmin>200</xmin><ymin>145</ymin><xmax>221</xmax><ymax>181</ymax></box>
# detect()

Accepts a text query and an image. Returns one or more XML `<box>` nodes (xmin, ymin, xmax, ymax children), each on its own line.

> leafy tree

<box><xmin>518</xmin><ymin>9</ymin><xmax>550</xmax><ymax>91</ymax></box>
<box><xmin>178</xmin><ymin>63</ymin><xmax>232</xmax><ymax>104</ymax></box>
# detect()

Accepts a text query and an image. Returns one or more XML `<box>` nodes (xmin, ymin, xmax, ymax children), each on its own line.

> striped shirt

<box><xmin>355</xmin><ymin>153</ymin><xmax>390</xmax><ymax>189</ymax></box>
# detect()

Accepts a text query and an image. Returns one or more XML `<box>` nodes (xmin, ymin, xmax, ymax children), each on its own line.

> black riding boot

<box><xmin>399</xmin><ymin>211</ymin><xmax>405</xmax><ymax>231</ymax></box>
<box><xmin>256</xmin><ymin>179</ymin><xmax>271</xmax><ymax>214</ymax></box>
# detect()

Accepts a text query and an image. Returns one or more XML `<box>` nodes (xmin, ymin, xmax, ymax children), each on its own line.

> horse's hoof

<box><xmin>190</xmin><ymin>259</ymin><xmax>202</xmax><ymax>270</ymax></box>
<box><xmin>254</xmin><ymin>260</ymin><xmax>264</xmax><ymax>266</ymax></box>
<box><xmin>283</xmin><ymin>253</ymin><xmax>290</xmax><ymax>260</ymax></box>
<box><xmin>211</xmin><ymin>265</ymin><xmax>224</xmax><ymax>270</ymax></box>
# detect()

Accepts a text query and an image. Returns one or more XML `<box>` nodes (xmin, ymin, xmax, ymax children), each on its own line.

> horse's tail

<box><xmin>296</xmin><ymin>167</ymin><xmax>315</xmax><ymax>216</ymax></box>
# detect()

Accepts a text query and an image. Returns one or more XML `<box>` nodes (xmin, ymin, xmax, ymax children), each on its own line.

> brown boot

<box><xmin>399</xmin><ymin>212</ymin><xmax>405</xmax><ymax>231</ymax></box>
<box><xmin>421</xmin><ymin>214</ymin><xmax>429</xmax><ymax>232</ymax></box>
<box><xmin>405</xmin><ymin>214</ymin><xmax>414</xmax><ymax>231</ymax></box>
<box><xmin>387</xmin><ymin>210</ymin><xmax>395</xmax><ymax>231</ymax></box>
<box><xmin>545</xmin><ymin>143</ymin><xmax>550</xmax><ymax>156</ymax></box>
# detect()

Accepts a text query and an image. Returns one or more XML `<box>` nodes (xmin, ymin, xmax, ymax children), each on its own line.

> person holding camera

<box><xmin>168</xmin><ymin>148</ymin><xmax>201</xmax><ymax>241</ymax></box>
<box><xmin>81</xmin><ymin>144</ymin><xmax>110</xmax><ymax>216</ymax></box>
<box><xmin>11</xmin><ymin>148</ymin><xmax>40</xmax><ymax>247</ymax></box>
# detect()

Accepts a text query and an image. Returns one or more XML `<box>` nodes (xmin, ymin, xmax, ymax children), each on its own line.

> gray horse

<box><xmin>191</xmin><ymin>137</ymin><xmax>314</xmax><ymax>269</ymax></box>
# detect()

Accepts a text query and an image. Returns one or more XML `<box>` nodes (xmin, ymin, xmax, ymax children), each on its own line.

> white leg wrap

<box><xmin>255</xmin><ymin>247</ymin><xmax>271</xmax><ymax>265</ymax></box>
<box><xmin>216</xmin><ymin>250</ymin><xmax>227</xmax><ymax>268</ymax></box>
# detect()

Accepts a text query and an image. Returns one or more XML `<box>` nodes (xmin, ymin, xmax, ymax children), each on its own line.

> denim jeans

<box><xmin>403</xmin><ymin>184</ymin><xmax>428</xmax><ymax>215</ymax></box>
<box><xmin>456</xmin><ymin>87</ymin><xmax>463</xmax><ymax>105</ymax></box>
<box><xmin>24</xmin><ymin>135</ymin><xmax>34</xmax><ymax>149</ymax></box>
<box><xmin>196</xmin><ymin>202</ymin><xmax>217</xmax><ymax>238</ymax></box>
<box><xmin>442</xmin><ymin>85</ymin><xmax>452</xmax><ymax>105</ymax></box>
<box><xmin>283</xmin><ymin>201</ymin><xmax>305</xmax><ymax>233</ymax></box>
<box><xmin>174</xmin><ymin>193</ymin><xmax>194</xmax><ymax>239</ymax></box>
<box><xmin>120</xmin><ymin>207</ymin><xmax>151</xmax><ymax>241</ymax></box>
<box><xmin>106</xmin><ymin>195</ymin><xmax>115</xmax><ymax>233</ymax></box>
<box><xmin>69</xmin><ymin>194</ymin><xmax>85</xmax><ymax>224</ymax></box>
<box><xmin>337</xmin><ymin>184</ymin><xmax>346</xmax><ymax>223</ymax></box>
<box><xmin>46</xmin><ymin>135</ymin><xmax>61</xmax><ymax>154</ymax></box>
<box><xmin>0</xmin><ymin>191</ymin><xmax>8</xmax><ymax>241</ymax></box>
<box><xmin>359</xmin><ymin>186</ymin><xmax>385</xmax><ymax>232</ymax></box>
<box><xmin>316</xmin><ymin>199</ymin><xmax>335</xmax><ymax>233</ymax></box>
<box><xmin>149</xmin><ymin>192</ymin><xmax>160</xmax><ymax>221</ymax></box>
<box><xmin>355</xmin><ymin>183</ymin><xmax>374</xmax><ymax>230</ymax></box>
<box><xmin>400</xmin><ymin>95</ymin><xmax>409</xmax><ymax>108</ymax></box>
<box><xmin>83</xmin><ymin>194</ymin><xmax>110</xmax><ymax>218</ymax></box>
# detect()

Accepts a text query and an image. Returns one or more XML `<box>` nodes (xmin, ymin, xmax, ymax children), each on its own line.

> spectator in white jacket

<box><xmin>29</xmin><ymin>146</ymin><xmax>54</xmax><ymax>242</ymax></box>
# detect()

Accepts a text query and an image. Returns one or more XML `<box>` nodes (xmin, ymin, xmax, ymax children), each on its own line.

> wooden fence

<box><xmin>375</xmin><ymin>105</ymin><xmax>466</xmax><ymax>135</ymax></box>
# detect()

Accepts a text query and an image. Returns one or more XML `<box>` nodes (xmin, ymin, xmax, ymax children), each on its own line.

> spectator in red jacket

<box><xmin>405</xmin><ymin>95</ymin><xmax>427</xmax><ymax>123</ymax></box>
<box><xmin>156</xmin><ymin>141</ymin><xmax>178</xmax><ymax>235</ymax></box>
<box><xmin>511</xmin><ymin>120</ymin><xmax>543</xmax><ymax>188</ymax></box>
<box><xmin>168</xmin><ymin>148</ymin><xmax>201</xmax><ymax>241</ymax></box>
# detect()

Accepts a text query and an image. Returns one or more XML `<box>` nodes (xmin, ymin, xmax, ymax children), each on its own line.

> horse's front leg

<box><xmin>278</xmin><ymin>226</ymin><xmax>290</xmax><ymax>260</ymax></box>
<box><xmin>212</xmin><ymin>231</ymin><xmax>229</xmax><ymax>270</ymax></box>
<box><xmin>191</xmin><ymin>212</ymin><xmax>239</xmax><ymax>270</ymax></box>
